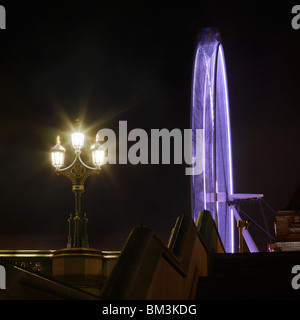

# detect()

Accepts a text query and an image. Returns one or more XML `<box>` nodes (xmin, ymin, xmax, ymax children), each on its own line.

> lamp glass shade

<box><xmin>91</xmin><ymin>142</ymin><xmax>105</xmax><ymax>168</ymax></box>
<box><xmin>51</xmin><ymin>136</ymin><xmax>65</xmax><ymax>169</ymax></box>
<box><xmin>51</xmin><ymin>150</ymin><xmax>65</xmax><ymax>168</ymax></box>
<box><xmin>71</xmin><ymin>132</ymin><xmax>85</xmax><ymax>150</ymax></box>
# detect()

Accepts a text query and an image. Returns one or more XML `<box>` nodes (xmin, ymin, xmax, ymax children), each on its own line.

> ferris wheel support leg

<box><xmin>231</xmin><ymin>206</ymin><xmax>259</xmax><ymax>253</ymax></box>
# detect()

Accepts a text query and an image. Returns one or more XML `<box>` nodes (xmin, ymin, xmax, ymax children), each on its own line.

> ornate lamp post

<box><xmin>50</xmin><ymin>120</ymin><xmax>105</xmax><ymax>248</ymax></box>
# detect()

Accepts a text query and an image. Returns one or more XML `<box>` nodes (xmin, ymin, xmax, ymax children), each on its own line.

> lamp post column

<box><xmin>73</xmin><ymin>187</ymin><xmax>83</xmax><ymax>247</ymax></box>
<box><xmin>74</xmin><ymin>213</ymin><xmax>81</xmax><ymax>248</ymax></box>
<box><xmin>67</xmin><ymin>214</ymin><xmax>74</xmax><ymax>248</ymax></box>
<box><xmin>73</xmin><ymin>186</ymin><xmax>83</xmax><ymax>219</ymax></box>
<box><xmin>81</xmin><ymin>213</ymin><xmax>89</xmax><ymax>248</ymax></box>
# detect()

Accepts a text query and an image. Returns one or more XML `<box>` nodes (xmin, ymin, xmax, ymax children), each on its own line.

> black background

<box><xmin>0</xmin><ymin>1</ymin><xmax>299</xmax><ymax>251</ymax></box>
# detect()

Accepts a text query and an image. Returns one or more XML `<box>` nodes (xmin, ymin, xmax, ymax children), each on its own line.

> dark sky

<box><xmin>0</xmin><ymin>1</ymin><xmax>299</xmax><ymax>251</ymax></box>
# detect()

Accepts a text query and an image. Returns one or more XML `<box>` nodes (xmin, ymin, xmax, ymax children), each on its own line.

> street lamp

<box><xmin>50</xmin><ymin>136</ymin><xmax>65</xmax><ymax>169</ymax></box>
<box><xmin>90</xmin><ymin>139</ymin><xmax>105</xmax><ymax>169</ymax></box>
<box><xmin>50</xmin><ymin>121</ymin><xmax>105</xmax><ymax>248</ymax></box>
<box><xmin>71</xmin><ymin>131</ymin><xmax>84</xmax><ymax>151</ymax></box>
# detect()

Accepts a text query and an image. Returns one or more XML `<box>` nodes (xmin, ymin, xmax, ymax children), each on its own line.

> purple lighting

<box><xmin>191</xmin><ymin>28</ymin><xmax>259</xmax><ymax>253</ymax></box>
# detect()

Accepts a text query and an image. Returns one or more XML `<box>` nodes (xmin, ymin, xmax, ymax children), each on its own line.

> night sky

<box><xmin>0</xmin><ymin>1</ymin><xmax>299</xmax><ymax>252</ymax></box>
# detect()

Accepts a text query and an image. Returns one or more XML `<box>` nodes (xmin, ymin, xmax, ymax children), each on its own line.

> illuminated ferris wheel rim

<box><xmin>191</xmin><ymin>28</ymin><xmax>261</xmax><ymax>253</ymax></box>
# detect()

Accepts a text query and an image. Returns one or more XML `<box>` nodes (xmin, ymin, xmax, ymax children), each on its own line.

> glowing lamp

<box><xmin>91</xmin><ymin>141</ymin><xmax>105</xmax><ymax>168</ymax></box>
<box><xmin>71</xmin><ymin>132</ymin><xmax>85</xmax><ymax>151</ymax></box>
<box><xmin>51</xmin><ymin>136</ymin><xmax>65</xmax><ymax>169</ymax></box>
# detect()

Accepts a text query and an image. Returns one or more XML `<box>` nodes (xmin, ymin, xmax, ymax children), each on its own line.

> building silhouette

<box><xmin>0</xmin><ymin>191</ymin><xmax>300</xmax><ymax>300</ymax></box>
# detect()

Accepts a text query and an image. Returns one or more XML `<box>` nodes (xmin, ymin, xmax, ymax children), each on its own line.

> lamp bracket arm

<box><xmin>54</xmin><ymin>153</ymin><xmax>100</xmax><ymax>188</ymax></box>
